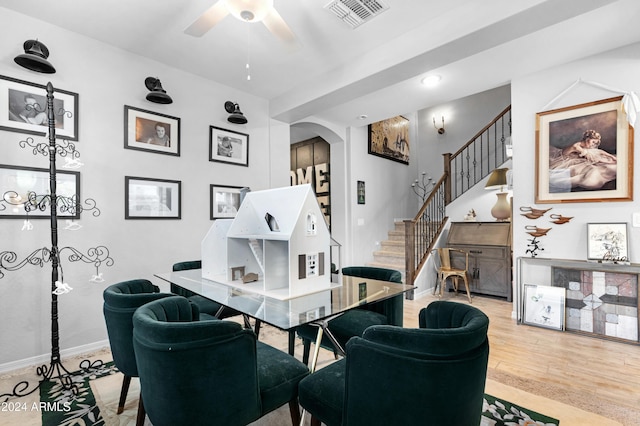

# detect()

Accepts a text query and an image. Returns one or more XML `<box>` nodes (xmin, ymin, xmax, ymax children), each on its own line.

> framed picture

<box><xmin>368</xmin><ymin>115</ymin><xmax>410</xmax><ymax>165</ymax></box>
<box><xmin>523</xmin><ymin>284</ymin><xmax>565</xmax><ymax>331</ymax></box>
<box><xmin>586</xmin><ymin>222</ymin><xmax>628</xmax><ymax>262</ymax></box>
<box><xmin>209</xmin><ymin>126</ymin><xmax>249</xmax><ymax>166</ymax></box>
<box><xmin>0</xmin><ymin>164</ymin><xmax>80</xmax><ymax>219</ymax></box>
<box><xmin>0</xmin><ymin>74</ymin><xmax>79</xmax><ymax>141</ymax></box>
<box><xmin>552</xmin><ymin>267</ymin><xmax>639</xmax><ymax>342</ymax></box>
<box><xmin>124</xmin><ymin>105</ymin><xmax>180</xmax><ymax>156</ymax></box>
<box><xmin>357</xmin><ymin>180</ymin><xmax>365</xmax><ymax>204</ymax></box>
<box><xmin>535</xmin><ymin>96</ymin><xmax>633</xmax><ymax>203</ymax></box>
<box><xmin>125</xmin><ymin>176</ymin><xmax>181</xmax><ymax>219</ymax></box>
<box><xmin>210</xmin><ymin>184</ymin><xmax>243</xmax><ymax>219</ymax></box>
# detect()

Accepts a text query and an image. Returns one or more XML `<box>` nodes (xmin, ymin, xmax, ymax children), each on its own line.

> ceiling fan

<box><xmin>184</xmin><ymin>0</ymin><xmax>299</xmax><ymax>48</ymax></box>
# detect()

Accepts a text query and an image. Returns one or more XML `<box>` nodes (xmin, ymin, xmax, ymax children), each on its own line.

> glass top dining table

<box><xmin>155</xmin><ymin>268</ymin><xmax>415</xmax><ymax>332</ymax></box>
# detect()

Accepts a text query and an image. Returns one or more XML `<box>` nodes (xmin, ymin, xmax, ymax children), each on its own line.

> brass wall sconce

<box><xmin>433</xmin><ymin>116</ymin><xmax>445</xmax><ymax>134</ymax></box>
<box><xmin>145</xmin><ymin>77</ymin><xmax>173</xmax><ymax>104</ymax></box>
<box><xmin>225</xmin><ymin>101</ymin><xmax>248</xmax><ymax>124</ymax></box>
<box><xmin>14</xmin><ymin>39</ymin><xmax>56</xmax><ymax>74</ymax></box>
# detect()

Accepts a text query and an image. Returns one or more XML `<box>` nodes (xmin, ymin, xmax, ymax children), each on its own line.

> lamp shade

<box><xmin>145</xmin><ymin>77</ymin><xmax>173</xmax><ymax>104</ymax></box>
<box><xmin>14</xmin><ymin>40</ymin><xmax>56</xmax><ymax>74</ymax></box>
<box><xmin>225</xmin><ymin>101</ymin><xmax>248</xmax><ymax>124</ymax></box>
<box><xmin>485</xmin><ymin>168</ymin><xmax>509</xmax><ymax>191</ymax></box>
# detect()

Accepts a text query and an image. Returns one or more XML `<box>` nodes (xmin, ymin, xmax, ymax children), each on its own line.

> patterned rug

<box><xmin>40</xmin><ymin>363</ymin><xmax>559</xmax><ymax>426</ymax></box>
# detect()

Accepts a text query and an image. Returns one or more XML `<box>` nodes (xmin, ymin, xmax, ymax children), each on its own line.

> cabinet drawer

<box><xmin>450</xmin><ymin>245</ymin><xmax>507</xmax><ymax>260</ymax></box>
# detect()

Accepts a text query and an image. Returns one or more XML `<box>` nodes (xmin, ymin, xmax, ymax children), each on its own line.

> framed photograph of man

<box><xmin>209</xmin><ymin>126</ymin><xmax>249</xmax><ymax>166</ymax></box>
<box><xmin>210</xmin><ymin>184</ymin><xmax>244</xmax><ymax>219</ymax></box>
<box><xmin>535</xmin><ymin>96</ymin><xmax>633</xmax><ymax>203</ymax></box>
<box><xmin>0</xmin><ymin>164</ymin><xmax>80</xmax><ymax>219</ymax></box>
<box><xmin>0</xmin><ymin>74</ymin><xmax>79</xmax><ymax>141</ymax></box>
<box><xmin>368</xmin><ymin>115</ymin><xmax>410</xmax><ymax>165</ymax></box>
<box><xmin>124</xmin><ymin>105</ymin><xmax>180</xmax><ymax>156</ymax></box>
<box><xmin>125</xmin><ymin>176</ymin><xmax>181</xmax><ymax>219</ymax></box>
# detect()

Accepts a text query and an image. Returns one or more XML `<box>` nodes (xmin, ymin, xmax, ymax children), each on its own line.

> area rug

<box><xmin>40</xmin><ymin>364</ymin><xmax>559</xmax><ymax>426</ymax></box>
<box><xmin>40</xmin><ymin>361</ymin><xmax>117</xmax><ymax>426</ymax></box>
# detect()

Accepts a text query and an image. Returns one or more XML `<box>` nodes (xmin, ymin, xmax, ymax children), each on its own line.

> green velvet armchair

<box><xmin>298</xmin><ymin>300</ymin><xmax>490</xmax><ymax>426</ymax></box>
<box><xmin>296</xmin><ymin>266</ymin><xmax>403</xmax><ymax>364</ymax></box>
<box><xmin>171</xmin><ymin>260</ymin><xmax>240</xmax><ymax>319</ymax></box>
<box><xmin>132</xmin><ymin>296</ymin><xmax>310</xmax><ymax>426</ymax></box>
<box><xmin>102</xmin><ymin>279</ymin><xmax>173</xmax><ymax>426</ymax></box>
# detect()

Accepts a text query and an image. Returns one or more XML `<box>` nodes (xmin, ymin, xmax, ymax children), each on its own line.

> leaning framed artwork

<box><xmin>522</xmin><ymin>284</ymin><xmax>565</xmax><ymax>331</ymax></box>
<box><xmin>535</xmin><ymin>96</ymin><xmax>633</xmax><ymax>203</ymax></box>
<box><xmin>0</xmin><ymin>164</ymin><xmax>80</xmax><ymax>219</ymax></box>
<box><xmin>0</xmin><ymin>74</ymin><xmax>79</xmax><ymax>140</ymax></box>
<box><xmin>368</xmin><ymin>115</ymin><xmax>410</xmax><ymax>165</ymax></box>
<box><xmin>209</xmin><ymin>126</ymin><xmax>249</xmax><ymax>167</ymax></box>
<box><xmin>125</xmin><ymin>176</ymin><xmax>181</xmax><ymax>219</ymax></box>
<box><xmin>586</xmin><ymin>222</ymin><xmax>628</xmax><ymax>262</ymax></box>
<box><xmin>210</xmin><ymin>184</ymin><xmax>244</xmax><ymax>219</ymax></box>
<box><xmin>124</xmin><ymin>105</ymin><xmax>180</xmax><ymax>156</ymax></box>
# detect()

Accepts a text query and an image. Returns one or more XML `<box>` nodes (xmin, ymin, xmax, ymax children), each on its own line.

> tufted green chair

<box><xmin>132</xmin><ymin>296</ymin><xmax>310</xmax><ymax>426</ymax></box>
<box><xmin>171</xmin><ymin>260</ymin><xmax>240</xmax><ymax>319</ymax></box>
<box><xmin>102</xmin><ymin>279</ymin><xmax>174</xmax><ymax>426</ymax></box>
<box><xmin>298</xmin><ymin>301</ymin><xmax>490</xmax><ymax>426</ymax></box>
<box><xmin>296</xmin><ymin>266</ymin><xmax>403</xmax><ymax>364</ymax></box>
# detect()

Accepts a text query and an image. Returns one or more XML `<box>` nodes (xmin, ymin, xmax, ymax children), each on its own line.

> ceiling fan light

<box><xmin>225</xmin><ymin>0</ymin><xmax>274</xmax><ymax>22</ymax></box>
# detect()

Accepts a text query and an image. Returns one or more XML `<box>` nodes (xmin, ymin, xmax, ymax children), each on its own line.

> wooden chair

<box><xmin>433</xmin><ymin>248</ymin><xmax>472</xmax><ymax>303</ymax></box>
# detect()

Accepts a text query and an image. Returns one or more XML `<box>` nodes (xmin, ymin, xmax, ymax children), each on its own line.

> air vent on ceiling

<box><xmin>324</xmin><ymin>0</ymin><xmax>389</xmax><ymax>29</ymax></box>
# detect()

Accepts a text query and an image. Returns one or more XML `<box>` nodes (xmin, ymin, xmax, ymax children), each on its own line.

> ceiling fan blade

<box><xmin>262</xmin><ymin>8</ymin><xmax>300</xmax><ymax>49</ymax></box>
<box><xmin>184</xmin><ymin>0</ymin><xmax>229</xmax><ymax>37</ymax></box>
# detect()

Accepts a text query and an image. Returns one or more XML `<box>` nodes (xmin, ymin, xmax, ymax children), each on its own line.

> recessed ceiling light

<box><xmin>421</xmin><ymin>75</ymin><xmax>441</xmax><ymax>88</ymax></box>
<box><xmin>357</xmin><ymin>114</ymin><xmax>368</xmax><ymax>120</ymax></box>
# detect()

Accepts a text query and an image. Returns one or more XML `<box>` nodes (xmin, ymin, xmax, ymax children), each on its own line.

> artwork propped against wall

<box><xmin>552</xmin><ymin>267</ymin><xmax>639</xmax><ymax>343</ymax></box>
<box><xmin>368</xmin><ymin>115</ymin><xmax>410</xmax><ymax>165</ymax></box>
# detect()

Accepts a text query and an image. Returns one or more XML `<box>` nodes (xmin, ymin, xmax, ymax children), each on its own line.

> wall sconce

<box><xmin>14</xmin><ymin>39</ymin><xmax>56</xmax><ymax>74</ymax></box>
<box><xmin>505</xmin><ymin>136</ymin><xmax>513</xmax><ymax>158</ymax></box>
<box><xmin>433</xmin><ymin>116</ymin><xmax>445</xmax><ymax>134</ymax></box>
<box><xmin>225</xmin><ymin>101</ymin><xmax>248</xmax><ymax>124</ymax></box>
<box><xmin>485</xmin><ymin>168</ymin><xmax>510</xmax><ymax>221</ymax></box>
<box><xmin>145</xmin><ymin>77</ymin><xmax>173</xmax><ymax>104</ymax></box>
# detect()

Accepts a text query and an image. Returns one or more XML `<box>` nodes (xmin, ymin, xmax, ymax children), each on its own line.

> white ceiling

<box><xmin>2</xmin><ymin>0</ymin><xmax>640</xmax><ymax>140</ymax></box>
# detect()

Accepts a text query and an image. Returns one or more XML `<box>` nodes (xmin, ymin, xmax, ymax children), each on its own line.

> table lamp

<box><xmin>485</xmin><ymin>168</ymin><xmax>510</xmax><ymax>221</ymax></box>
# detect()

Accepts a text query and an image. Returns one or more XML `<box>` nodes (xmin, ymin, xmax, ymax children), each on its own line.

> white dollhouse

<box><xmin>201</xmin><ymin>184</ymin><xmax>333</xmax><ymax>300</ymax></box>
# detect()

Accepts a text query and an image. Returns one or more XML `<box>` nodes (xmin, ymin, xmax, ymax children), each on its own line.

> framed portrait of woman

<box><xmin>535</xmin><ymin>96</ymin><xmax>633</xmax><ymax>203</ymax></box>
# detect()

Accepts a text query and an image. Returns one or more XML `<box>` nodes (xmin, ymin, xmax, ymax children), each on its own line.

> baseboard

<box><xmin>0</xmin><ymin>340</ymin><xmax>110</xmax><ymax>374</ymax></box>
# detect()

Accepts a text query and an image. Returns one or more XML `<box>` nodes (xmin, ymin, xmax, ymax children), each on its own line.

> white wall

<box><xmin>345</xmin><ymin>118</ymin><xmax>416</xmax><ymax>266</ymax></box>
<box><xmin>511</xmin><ymin>42</ymin><xmax>640</xmax><ymax>309</ymax></box>
<box><xmin>0</xmin><ymin>9</ymin><xmax>288</xmax><ymax>367</ymax></box>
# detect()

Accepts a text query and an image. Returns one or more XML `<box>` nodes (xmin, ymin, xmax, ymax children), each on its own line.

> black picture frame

<box><xmin>125</xmin><ymin>176</ymin><xmax>181</xmax><ymax>219</ymax></box>
<box><xmin>209</xmin><ymin>126</ymin><xmax>249</xmax><ymax>167</ymax></box>
<box><xmin>0</xmin><ymin>164</ymin><xmax>80</xmax><ymax>219</ymax></box>
<box><xmin>124</xmin><ymin>105</ymin><xmax>181</xmax><ymax>156</ymax></box>
<box><xmin>0</xmin><ymin>74</ymin><xmax>79</xmax><ymax>141</ymax></box>
<box><xmin>368</xmin><ymin>115</ymin><xmax>410</xmax><ymax>165</ymax></box>
<box><xmin>210</xmin><ymin>184</ymin><xmax>244</xmax><ymax>219</ymax></box>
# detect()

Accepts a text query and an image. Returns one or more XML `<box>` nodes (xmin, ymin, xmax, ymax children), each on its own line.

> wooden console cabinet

<box><xmin>446</xmin><ymin>222</ymin><xmax>512</xmax><ymax>301</ymax></box>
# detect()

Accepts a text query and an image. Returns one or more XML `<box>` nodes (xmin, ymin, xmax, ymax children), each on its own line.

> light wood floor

<box><xmin>2</xmin><ymin>292</ymin><xmax>639</xmax><ymax>425</ymax></box>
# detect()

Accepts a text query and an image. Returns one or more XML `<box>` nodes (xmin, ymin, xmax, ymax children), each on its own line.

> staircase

<box><xmin>368</xmin><ymin>220</ymin><xmax>407</xmax><ymax>281</ymax></box>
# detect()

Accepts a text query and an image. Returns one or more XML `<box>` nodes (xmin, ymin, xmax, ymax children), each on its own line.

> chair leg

<box><xmin>463</xmin><ymin>275</ymin><xmax>472</xmax><ymax>303</ymax></box>
<box><xmin>117</xmin><ymin>375</ymin><xmax>131</xmax><ymax>414</ymax></box>
<box><xmin>310</xmin><ymin>415</ymin><xmax>322</xmax><ymax>426</ymax></box>
<box><xmin>135</xmin><ymin>392</ymin><xmax>146</xmax><ymax>426</ymax></box>
<box><xmin>302</xmin><ymin>339</ymin><xmax>311</xmax><ymax>365</ymax></box>
<box><xmin>288</xmin><ymin>400</ymin><xmax>301</xmax><ymax>426</ymax></box>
